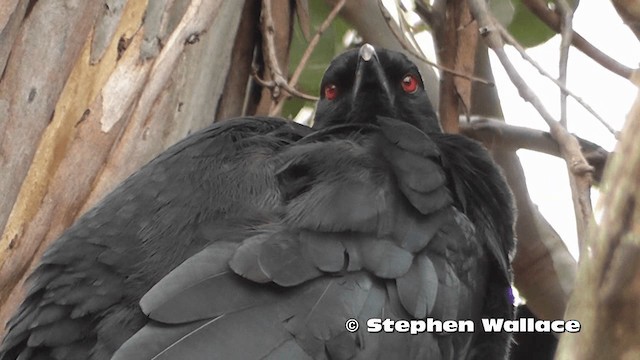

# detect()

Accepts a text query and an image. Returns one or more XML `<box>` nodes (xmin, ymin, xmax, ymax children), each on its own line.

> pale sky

<box><xmin>492</xmin><ymin>1</ymin><xmax>638</xmax><ymax>259</ymax></box>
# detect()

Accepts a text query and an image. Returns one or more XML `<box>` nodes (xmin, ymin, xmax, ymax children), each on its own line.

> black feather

<box><xmin>1</xmin><ymin>47</ymin><xmax>516</xmax><ymax>360</ymax></box>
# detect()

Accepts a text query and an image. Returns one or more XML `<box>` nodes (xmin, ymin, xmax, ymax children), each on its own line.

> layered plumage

<box><xmin>1</xmin><ymin>45</ymin><xmax>515</xmax><ymax>360</ymax></box>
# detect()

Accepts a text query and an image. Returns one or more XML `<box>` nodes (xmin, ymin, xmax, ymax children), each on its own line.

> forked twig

<box><xmin>523</xmin><ymin>0</ymin><xmax>634</xmax><ymax>80</ymax></box>
<box><xmin>496</xmin><ymin>26</ymin><xmax>618</xmax><ymax>137</ymax></box>
<box><xmin>260</xmin><ymin>0</ymin><xmax>318</xmax><ymax>110</ymax></box>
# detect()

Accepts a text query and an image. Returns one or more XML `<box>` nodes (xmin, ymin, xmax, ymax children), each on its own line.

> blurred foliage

<box><xmin>282</xmin><ymin>1</ymin><xmax>350</xmax><ymax>119</ymax></box>
<box><xmin>507</xmin><ymin>0</ymin><xmax>556</xmax><ymax>48</ymax></box>
<box><xmin>491</xmin><ymin>0</ymin><xmax>516</xmax><ymax>27</ymax></box>
<box><xmin>503</xmin><ymin>0</ymin><xmax>579</xmax><ymax>48</ymax></box>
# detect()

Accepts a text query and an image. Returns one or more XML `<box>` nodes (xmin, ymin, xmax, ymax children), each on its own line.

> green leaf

<box><xmin>507</xmin><ymin>0</ymin><xmax>556</xmax><ymax>48</ymax></box>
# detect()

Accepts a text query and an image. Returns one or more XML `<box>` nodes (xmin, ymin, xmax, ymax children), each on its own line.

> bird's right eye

<box><xmin>401</xmin><ymin>74</ymin><xmax>419</xmax><ymax>94</ymax></box>
<box><xmin>324</xmin><ymin>84</ymin><xmax>338</xmax><ymax>100</ymax></box>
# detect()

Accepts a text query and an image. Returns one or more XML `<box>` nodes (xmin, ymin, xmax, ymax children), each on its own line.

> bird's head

<box><xmin>314</xmin><ymin>44</ymin><xmax>440</xmax><ymax>133</ymax></box>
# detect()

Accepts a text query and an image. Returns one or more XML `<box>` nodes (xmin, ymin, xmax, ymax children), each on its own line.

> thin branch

<box><xmin>398</xmin><ymin>4</ymin><xmax>434</xmax><ymax>67</ymax></box>
<box><xmin>396</xmin><ymin>1</ymin><xmax>429</xmax><ymax>59</ymax></box>
<box><xmin>290</xmin><ymin>0</ymin><xmax>346</xmax><ymax>92</ymax></box>
<box><xmin>460</xmin><ymin>117</ymin><xmax>609</xmax><ymax>183</ymax></box>
<box><xmin>414</xmin><ymin>0</ymin><xmax>437</xmax><ymax>29</ymax></box>
<box><xmin>523</xmin><ymin>0</ymin><xmax>634</xmax><ymax>80</ymax></box>
<box><xmin>252</xmin><ymin>68</ymin><xmax>317</xmax><ymax>102</ymax></box>
<box><xmin>555</xmin><ymin>0</ymin><xmax>573</xmax><ymax>128</ymax></box>
<box><xmin>251</xmin><ymin>65</ymin><xmax>275</xmax><ymax>89</ymax></box>
<box><xmin>270</xmin><ymin>0</ymin><xmax>346</xmax><ymax>116</ymax></box>
<box><xmin>467</xmin><ymin>0</ymin><xmax>594</xmax><ymax>255</ymax></box>
<box><xmin>378</xmin><ymin>0</ymin><xmax>493</xmax><ymax>86</ymax></box>
<box><xmin>496</xmin><ymin>26</ymin><xmax>618</xmax><ymax>137</ymax></box>
<box><xmin>260</xmin><ymin>0</ymin><xmax>318</xmax><ymax>110</ymax></box>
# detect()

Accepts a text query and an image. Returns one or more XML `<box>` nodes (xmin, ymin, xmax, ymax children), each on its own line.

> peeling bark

<box><xmin>216</xmin><ymin>0</ymin><xmax>260</xmax><ymax>120</ymax></box>
<box><xmin>433</xmin><ymin>0</ymin><xmax>477</xmax><ymax>133</ymax></box>
<box><xmin>0</xmin><ymin>0</ymin><xmax>248</xmax><ymax>338</ymax></box>
<box><xmin>0</xmin><ymin>0</ymin><xmax>103</xmax><ymax>236</ymax></box>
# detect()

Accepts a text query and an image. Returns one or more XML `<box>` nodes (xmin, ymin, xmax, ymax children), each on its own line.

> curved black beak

<box><xmin>352</xmin><ymin>44</ymin><xmax>393</xmax><ymax>102</ymax></box>
<box><xmin>350</xmin><ymin>44</ymin><xmax>395</xmax><ymax>121</ymax></box>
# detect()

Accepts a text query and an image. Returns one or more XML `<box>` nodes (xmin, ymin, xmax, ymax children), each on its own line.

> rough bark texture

<box><xmin>0</xmin><ymin>0</ymin><xmax>249</xmax><ymax>338</ymax></box>
<box><xmin>556</xmin><ymin>74</ymin><xmax>640</xmax><ymax>359</ymax></box>
<box><xmin>216</xmin><ymin>0</ymin><xmax>260</xmax><ymax>120</ymax></box>
<box><xmin>433</xmin><ymin>0</ymin><xmax>478</xmax><ymax>133</ymax></box>
<box><xmin>0</xmin><ymin>0</ymin><xmax>103</xmax><ymax>238</ymax></box>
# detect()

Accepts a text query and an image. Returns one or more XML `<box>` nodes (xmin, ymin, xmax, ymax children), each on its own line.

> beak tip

<box><xmin>359</xmin><ymin>43</ymin><xmax>376</xmax><ymax>62</ymax></box>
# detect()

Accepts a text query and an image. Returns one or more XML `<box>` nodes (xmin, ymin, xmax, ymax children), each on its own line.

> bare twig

<box><xmin>378</xmin><ymin>0</ymin><xmax>493</xmax><ymax>86</ymax></box>
<box><xmin>496</xmin><ymin>27</ymin><xmax>618</xmax><ymax>137</ymax></box>
<box><xmin>523</xmin><ymin>0</ymin><xmax>634</xmax><ymax>80</ymax></box>
<box><xmin>467</xmin><ymin>0</ymin><xmax>594</xmax><ymax>254</ymax></box>
<box><xmin>270</xmin><ymin>0</ymin><xmax>346</xmax><ymax>116</ymax></box>
<box><xmin>251</xmin><ymin>65</ymin><xmax>275</xmax><ymax>89</ymax></box>
<box><xmin>414</xmin><ymin>0</ymin><xmax>437</xmax><ymax>29</ymax></box>
<box><xmin>289</xmin><ymin>0</ymin><xmax>345</xmax><ymax>92</ymax></box>
<box><xmin>260</xmin><ymin>0</ymin><xmax>318</xmax><ymax>111</ymax></box>
<box><xmin>460</xmin><ymin>117</ymin><xmax>609</xmax><ymax>183</ymax></box>
<box><xmin>396</xmin><ymin>1</ymin><xmax>429</xmax><ymax>59</ymax></box>
<box><xmin>555</xmin><ymin>0</ymin><xmax>573</xmax><ymax>128</ymax></box>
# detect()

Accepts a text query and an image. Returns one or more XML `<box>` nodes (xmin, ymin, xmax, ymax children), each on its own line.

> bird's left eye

<box><xmin>324</xmin><ymin>84</ymin><xmax>338</xmax><ymax>100</ymax></box>
<box><xmin>401</xmin><ymin>74</ymin><xmax>419</xmax><ymax>94</ymax></box>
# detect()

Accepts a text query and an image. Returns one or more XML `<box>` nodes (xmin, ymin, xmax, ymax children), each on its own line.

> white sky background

<box><xmin>397</xmin><ymin>1</ymin><xmax>638</xmax><ymax>259</ymax></box>
<box><xmin>491</xmin><ymin>1</ymin><xmax>638</xmax><ymax>259</ymax></box>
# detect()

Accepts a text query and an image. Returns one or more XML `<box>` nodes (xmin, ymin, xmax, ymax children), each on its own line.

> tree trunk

<box><xmin>556</xmin><ymin>76</ymin><xmax>640</xmax><ymax>360</ymax></box>
<box><xmin>0</xmin><ymin>0</ymin><xmax>254</xmax><ymax>337</ymax></box>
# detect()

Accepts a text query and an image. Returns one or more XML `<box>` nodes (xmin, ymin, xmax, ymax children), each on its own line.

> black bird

<box><xmin>0</xmin><ymin>44</ymin><xmax>515</xmax><ymax>360</ymax></box>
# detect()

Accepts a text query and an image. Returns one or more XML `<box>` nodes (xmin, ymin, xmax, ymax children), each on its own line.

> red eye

<box><xmin>324</xmin><ymin>84</ymin><xmax>338</xmax><ymax>100</ymax></box>
<box><xmin>401</xmin><ymin>74</ymin><xmax>419</xmax><ymax>94</ymax></box>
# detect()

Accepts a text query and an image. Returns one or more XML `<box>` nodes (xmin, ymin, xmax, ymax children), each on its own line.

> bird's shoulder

<box><xmin>0</xmin><ymin>116</ymin><xmax>311</xmax><ymax>360</ymax></box>
<box><xmin>431</xmin><ymin>132</ymin><xmax>516</xmax><ymax>280</ymax></box>
<box><xmin>111</xmin><ymin>118</ymin><xmax>494</xmax><ymax>360</ymax></box>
